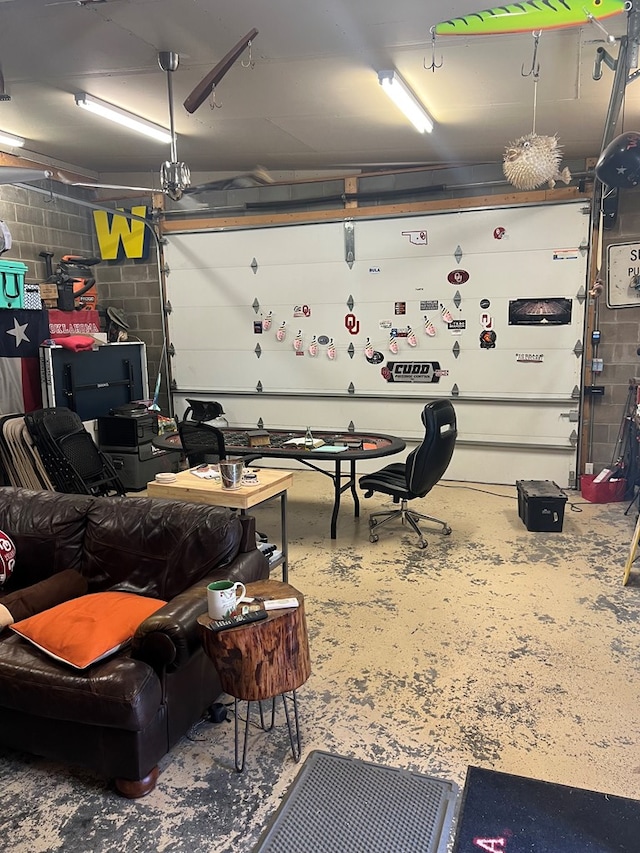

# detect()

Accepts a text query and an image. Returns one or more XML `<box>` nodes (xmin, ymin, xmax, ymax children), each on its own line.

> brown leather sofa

<box><xmin>0</xmin><ymin>487</ymin><xmax>269</xmax><ymax>797</ymax></box>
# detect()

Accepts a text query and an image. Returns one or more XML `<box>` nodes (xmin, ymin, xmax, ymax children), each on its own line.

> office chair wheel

<box><xmin>418</xmin><ymin>539</ymin><xmax>428</xmax><ymax>549</ymax></box>
<box><xmin>443</xmin><ymin>525</ymin><xmax>452</xmax><ymax>535</ymax></box>
<box><xmin>369</xmin><ymin>533</ymin><xmax>379</xmax><ymax>543</ymax></box>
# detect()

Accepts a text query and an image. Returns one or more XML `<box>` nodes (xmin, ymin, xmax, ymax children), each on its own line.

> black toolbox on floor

<box><xmin>101</xmin><ymin>443</ymin><xmax>180</xmax><ymax>492</ymax></box>
<box><xmin>516</xmin><ymin>480</ymin><xmax>567</xmax><ymax>532</ymax></box>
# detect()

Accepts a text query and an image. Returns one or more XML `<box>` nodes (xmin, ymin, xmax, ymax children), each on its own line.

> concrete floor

<box><xmin>2</xmin><ymin>470</ymin><xmax>639</xmax><ymax>852</ymax></box>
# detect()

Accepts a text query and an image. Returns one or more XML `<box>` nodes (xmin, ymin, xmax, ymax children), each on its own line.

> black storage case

<box><xmin>101</xmin><ymin>444</ymin><xmax>180</xmax><ymax>491</ymax></box>
<box><xmin>97</xmin><ymin>413</ymin><xmax>158</xmax><ymax>450</ymax></box>
<box><xmin>516</xmin><ymin>480</ymin><xmax>567</xmax><ymax>532</ymax></box>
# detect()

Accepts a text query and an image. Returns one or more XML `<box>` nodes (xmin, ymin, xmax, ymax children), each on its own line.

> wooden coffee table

<box><xmin>197</xmin><ymin>579</ymin><xmax>311</xmax><ymax>771</ymax></box>
<box><xmin>147</xmin><ymin>467</ymin><xmax>293</xmax><ymax>581</ymax></box>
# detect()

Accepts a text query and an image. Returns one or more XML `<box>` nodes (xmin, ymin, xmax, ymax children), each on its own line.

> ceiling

<box><xmin>0</xmin><ymin>0</ymin><xmax>637</xmax><ymax>186</ymax></box>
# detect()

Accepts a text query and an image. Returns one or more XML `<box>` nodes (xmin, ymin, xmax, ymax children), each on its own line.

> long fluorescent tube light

<box><xmin>377</xmin><ymin>71</ymin><xmax>433</xmax><ymax>134</ymax></box>
<box><xmin>74</xmin><ymin>93</ymin><xmax>173</xmax><ymax>144</ymax></box>
<box><xmin>0</xmin><ymin>130</ymin><xmax>25</xmax><ymax>147</ymax></box>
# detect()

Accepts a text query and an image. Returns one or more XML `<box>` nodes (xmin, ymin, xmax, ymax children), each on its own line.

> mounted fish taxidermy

<box><xmin>503</xmin><ymin>133</ymin><xmax>571</xmax><ymax>190</ymax></box>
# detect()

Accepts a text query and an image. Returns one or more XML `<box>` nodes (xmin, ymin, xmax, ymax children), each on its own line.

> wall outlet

<box><xmin>585</xmin><ymin>462</ymin><xmax>594</xmax><ymax>474</ymax></box>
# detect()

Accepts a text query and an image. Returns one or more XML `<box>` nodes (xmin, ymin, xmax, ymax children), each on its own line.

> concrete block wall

<box><xmin>0</xmin><ymin>183</ymin><xmax>164</xmax><ymax>411</ymax></box>
<box><xmin>590</xmin><ymin>190</ymin><xmax>640</xmax><ymax>472</ymax></box>
<box><xmin>0</xmin><ymin>183</ymin><xmax>94</xmax><ymax>278</ymax></box>
<box><xmin>95</xmin><ymin>254</ymin><xmax>168</xmax><ymax>412</ymax></box>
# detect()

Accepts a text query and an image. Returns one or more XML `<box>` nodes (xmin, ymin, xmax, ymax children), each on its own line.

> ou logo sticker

<box><xmin>345</xmin><ymin>313</ymin><xmax>360</xmax><ymax>335</ymax></box>
<box><xmin>493</xmin><ymin>227</ymin><xmax>507</xmax><ymax>240</ymax></box>
<box><xmin>447</xmin><ymin>269</ymin><xmax>469</xmax><ymax>284</ymax></box>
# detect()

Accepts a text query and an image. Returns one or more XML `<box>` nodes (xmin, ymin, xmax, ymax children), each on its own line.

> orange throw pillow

<box><xmin>11</xmin><ymin>591</ymin><xmax>166</xmax><ymax>669</ymax></box>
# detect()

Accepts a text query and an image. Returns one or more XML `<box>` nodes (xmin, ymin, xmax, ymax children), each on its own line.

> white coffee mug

<box><xmin>207</xmin><ymin>580</ymin><xmax>247</xmax><ymax>620</ymax></box>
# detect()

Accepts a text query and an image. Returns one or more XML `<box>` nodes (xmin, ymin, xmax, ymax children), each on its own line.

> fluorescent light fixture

<box><xmin>74</xmin><ymin>93</ymin><xmax>172</xmax><ymax>144</ymax></box>
<box><xmin>377</xmin><ymin>71</ymin><xmax>433</xmax><ymax>134</ymax></box>
<box><xmin>0</xmin><ymin>130</ymin><xmax>24</xmax><ymax>147</ymax></box>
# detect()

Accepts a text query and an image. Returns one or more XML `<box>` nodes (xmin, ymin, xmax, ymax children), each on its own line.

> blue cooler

<box><xmin>0</xmin><ymin>259</ymin><xmax>27</xmax><ymax>309</ymax></box>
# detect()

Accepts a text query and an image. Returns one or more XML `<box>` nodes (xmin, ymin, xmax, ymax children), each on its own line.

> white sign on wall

<box><xmin>607</xmin><ymin>242</ymin><xmax>640</xmax><ymax>308</ymax></box>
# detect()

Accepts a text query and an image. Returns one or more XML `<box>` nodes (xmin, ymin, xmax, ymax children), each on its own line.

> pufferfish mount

<box><xmin>503</xmin><ymin>132</ymin><xmax>571</xmax><ymax>191</ymax></box>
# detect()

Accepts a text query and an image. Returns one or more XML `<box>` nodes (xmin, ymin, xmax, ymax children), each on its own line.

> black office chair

<box><xmin>359</xmin><ymin>400</ymin><xmax>457</xmax><ymax>549</ymax></box>
<box><xmin>177</xmin><ymin>418</ymin><xmax>263</xmax><ymax>469</ymax></box>
<box><xmin>183</xmin><ymin>399</ymin><xmax>227</xmax><ymax>425</ymax></box>
<box><xmin>177</xmin><ymin>419</ymin><xmax>228</xmax><ymax>466</ymax></box>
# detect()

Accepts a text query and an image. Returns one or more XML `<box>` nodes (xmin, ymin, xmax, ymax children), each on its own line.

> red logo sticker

<box><xmin>447</xmin><ymin>269</ymin><xmax>469</xmax><ymax>284</ymax></box>
<box><xmin>344</xmin><ymin>313</ymin><xmax>360</xmax><ymax>334</ymax></box>
<box><xmin>493</xmin><ymin>227</ymin><xmax>506</xmax><ymax>240</ymax></box>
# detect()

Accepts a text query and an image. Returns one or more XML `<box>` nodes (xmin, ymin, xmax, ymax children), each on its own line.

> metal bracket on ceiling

<box><xmin>252</xmin><ymin>298</ymin><xmax>260</xmax><ymax>313</ymax></box>
<box><xmin>573</xmin><ymin>340</ymin><xmax>584</xmax><ymax>357</ymax></box>
<box><xmin>348</xmin><ymin>383</ymin><xmax>355</xmax><ymax>394</ymax></box>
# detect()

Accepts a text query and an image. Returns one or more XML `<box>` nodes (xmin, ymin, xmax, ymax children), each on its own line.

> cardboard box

<box><xmin>39</xmin><ymin>283</ymin><xmax>59</xmax><ymax>309</ymax></box>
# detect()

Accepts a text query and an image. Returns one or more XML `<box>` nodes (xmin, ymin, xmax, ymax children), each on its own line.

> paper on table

<box><xmin>282</xmin><ymin>437</ymin><xmax>325</xmax><ymax>448</ymax></box>
<box><xmin>312</xmin><ymin>445</ymin><xmax>348</xmax><ymax>453</ymax></box>
<box><xmin>190</xmin><ymin>466</ymin><xmax>220</xmax><ymax>480</ymax></box>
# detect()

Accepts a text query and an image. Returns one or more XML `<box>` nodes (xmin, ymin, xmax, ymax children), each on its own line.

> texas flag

<box><xmin>0</xmin><ymin>309</ymin><xmax>48</xmax><ymax>414</ymax></box>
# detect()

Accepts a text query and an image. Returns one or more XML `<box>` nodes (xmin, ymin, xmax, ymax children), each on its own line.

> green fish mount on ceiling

<box><xmin>434</xmin><ymin>0</ymin><xmax>628</xmax><ymax>36</ymax></box>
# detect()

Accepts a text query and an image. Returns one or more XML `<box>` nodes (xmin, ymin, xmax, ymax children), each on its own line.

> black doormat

<box><xmin>451</xmin><ymin>765</ymin><xmax>640</xmax><ymax>853</ymax></box>
<box><xmin>253</xmin><ymin>750</ymin><xmax>457</xmax><ymax>853</ymax></box>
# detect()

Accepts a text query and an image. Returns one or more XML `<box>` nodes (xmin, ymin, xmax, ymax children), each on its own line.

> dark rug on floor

<box><xmin>253</xmin><ymin>750</ymin><xmax>457</xmax><ymax>853</ymax></box>
<box><xmin>451</xmin><ymin>766</ymin><xmax>640</xmax><ymax>853</ymax></box>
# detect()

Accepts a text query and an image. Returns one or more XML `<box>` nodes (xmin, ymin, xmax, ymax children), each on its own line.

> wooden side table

<box><xmin>197</xmin><ymin>579</ymin><xmax>311</xmax><ymax>771</ymax></box>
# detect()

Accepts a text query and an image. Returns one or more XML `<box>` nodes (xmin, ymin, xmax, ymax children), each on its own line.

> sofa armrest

<box><xmin>131</xmin><ymin>583</ymin><xmax>207</xmax><ymax>673</ymax></box>
<box><xmin>131</xmin><ymin>547</ymin><xmax>268</xmax><ymax>673</ymax></box>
